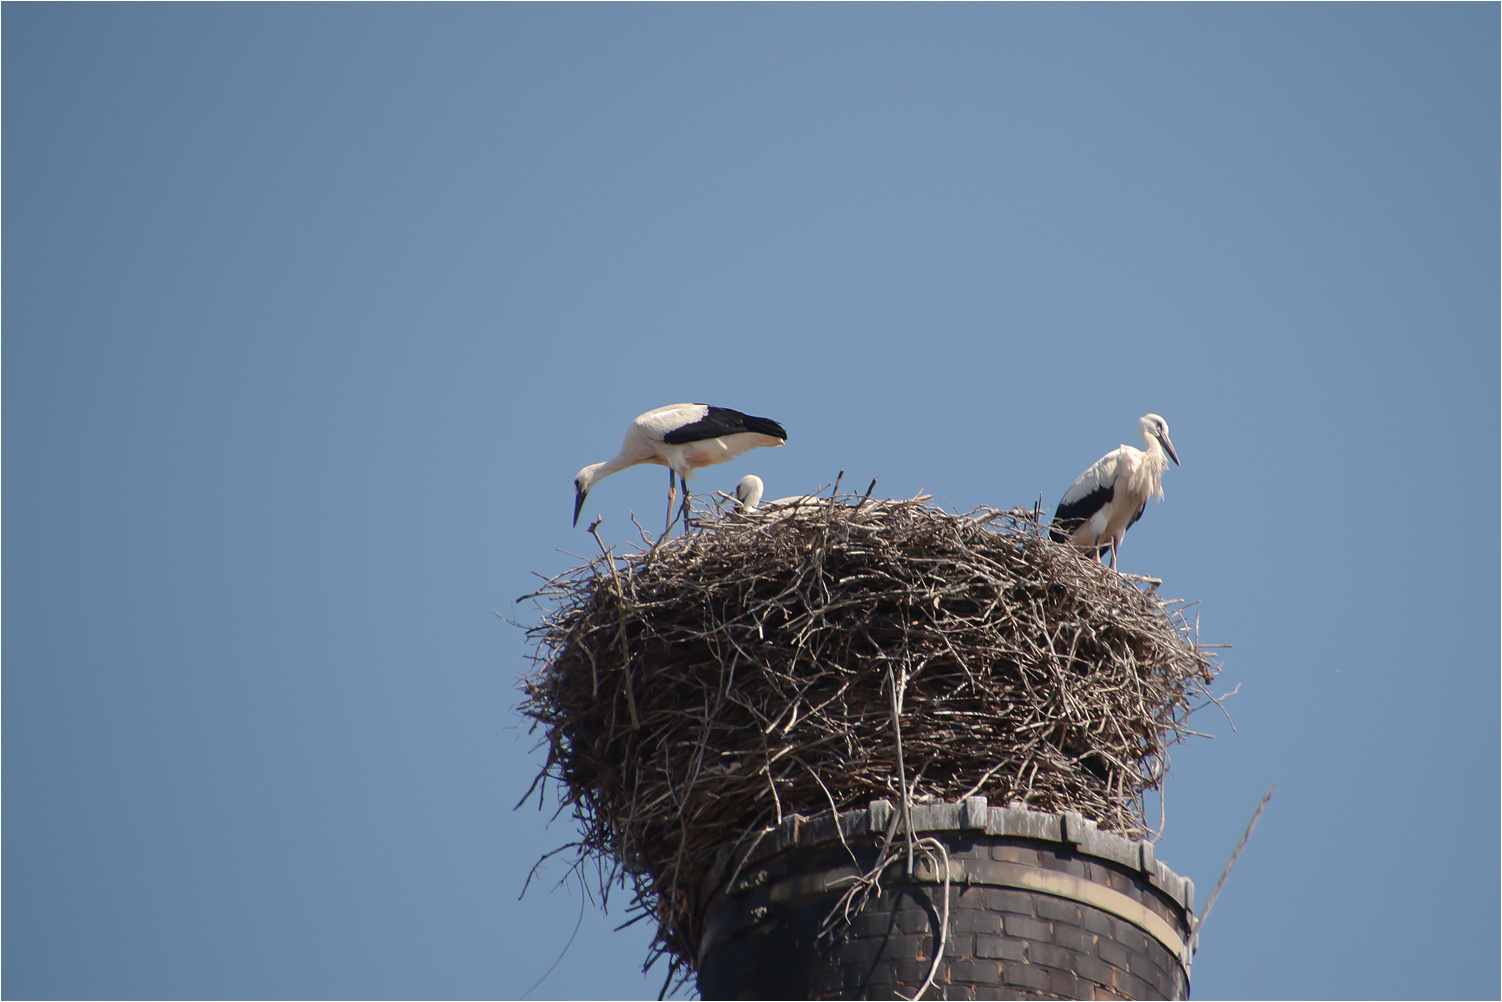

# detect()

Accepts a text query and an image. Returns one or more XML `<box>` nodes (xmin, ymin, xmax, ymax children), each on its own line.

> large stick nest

<box><xmin>519</xmin><ymin>492</ymin><xmax>1218</xmax><ymax>983</ymax></box>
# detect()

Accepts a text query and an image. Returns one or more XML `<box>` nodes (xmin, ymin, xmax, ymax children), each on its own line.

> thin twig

<box><xmin>1190</xmin><ymin>784</ymin><xmax>1275</xmax><ymax>953</ymax></box>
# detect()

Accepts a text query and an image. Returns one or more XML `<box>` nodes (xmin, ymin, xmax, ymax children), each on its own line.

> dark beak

<box><xmin>1160</xmin><ymin>434</ymin><xmax>1180</xmax><ymax>466</ymax></box>
<box><xmin>573</xmin><ymin>486</ymin><xmax>588</xmax><ymax>527</ymax></box>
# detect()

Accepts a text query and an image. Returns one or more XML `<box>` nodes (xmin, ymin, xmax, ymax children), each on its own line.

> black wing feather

<box><xmin>662</xmin><ymin>405</ymin><xmax>787</xmax><ymax>444</ymax></box>
<box><xmin>1049</xmin><ymin>484</ymin><xmax>1113</xmax><ymax>544</ymax></box>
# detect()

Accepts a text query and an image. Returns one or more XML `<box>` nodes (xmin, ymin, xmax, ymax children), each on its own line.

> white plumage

<box><xmin>734</xmin><ymin>474</ymin><xmax>765</xmax><ymax>512</ymax></box>
<box><xmin>1050</xmin><ymin>414</ymin><xmax>1180</xmax><ymax>569</ymax></box>
<box><xmin>732</xmin><ymin>474</ymin><xmax>819</xmax><ymax>514</ymax></box>
<box><xmin>573</xmin><ymin>403</ymin><xmax>787</xmax><ymax>527</ymax></box>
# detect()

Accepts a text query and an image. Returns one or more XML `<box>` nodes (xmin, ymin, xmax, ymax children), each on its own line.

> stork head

<box><xmin>1139</xmin><ymin>414</ymin><xmax>1180</xmax><ymax>466</ymax></box>
<box><xmin>573</xmin><ymin>464</ymin><xmax>603</xmax><ymax>526</ymax></box>
<box><xmin>735</xmin><ymin>474</ymin><xmax>764</xmax><ymax>512</ymax></box>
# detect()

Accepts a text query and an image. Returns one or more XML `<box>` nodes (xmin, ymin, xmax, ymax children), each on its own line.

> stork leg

<box><xmin>1108</xmin><ymin>535</ymin><xmax>1120</xmax><ymax>571</ymax></box>
<box><xmin>679</xmin><ymin>474</ymin><xmax>692</xmax><ymax>535</ymax></box>
<box><xmin>665</xmin><ymin>467</ymin><xmax>677</xmax><ymax>533</ymax></box>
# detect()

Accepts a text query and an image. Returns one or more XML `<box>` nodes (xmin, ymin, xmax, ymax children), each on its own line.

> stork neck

<box><xmin>1138</xmin><ymin>431</ymin><xmax>1167</xmax><ymax>467</ymax></box>
<box><xmin>581</xmin><ymin>457</ymin><xmax>627</xmax><ymax>492</ymax></box>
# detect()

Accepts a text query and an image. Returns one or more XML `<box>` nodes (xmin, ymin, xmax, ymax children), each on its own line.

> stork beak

<box><xmin>1160</xmin><ymin>434</ymin><xmax>1180</xmax><ymax>466</ymax></box>
<box><xmin>573</xmin><ymin>486</ymin><xmax>588</xmax><ymax>527</ymax></box>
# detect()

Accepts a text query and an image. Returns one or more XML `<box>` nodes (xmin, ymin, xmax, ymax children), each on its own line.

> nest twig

<box><xmin>518</xmin><ymin>491</ymin><xmax>1218</xmax><ymax>989</ymax></box>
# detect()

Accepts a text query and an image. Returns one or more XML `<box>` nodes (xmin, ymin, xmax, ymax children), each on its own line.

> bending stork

<box><xmin>1050</xmin><ymin>413</ymin><xmax>1180</xmax><ymax>569</ymax></box>
<box><xmin>573</xmin><ymin>403</ymin><xmax>787</xmax><ymax>529</ymax></box>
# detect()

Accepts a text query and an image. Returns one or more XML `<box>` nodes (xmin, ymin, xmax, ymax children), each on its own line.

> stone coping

<box><xmin>709</xmin><ymin>797</ymin><xmax>1195</xmax><ymax>916</ymax></box>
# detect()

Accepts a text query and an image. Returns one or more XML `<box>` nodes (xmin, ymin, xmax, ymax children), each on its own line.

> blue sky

<box><xmin>5</xmin><ymin>5</ymin><xmax>1497</xmax><ymax>999</ymax></box>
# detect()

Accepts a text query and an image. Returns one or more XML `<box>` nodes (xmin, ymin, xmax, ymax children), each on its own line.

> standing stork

<box><xmin>573</xmin><ymin>403</ymin><xmax>787</xmax><ymax>529</ymax></box>
<box><xmin>1050</xmin><ymin>413</ymin><xmax>1180</xmax><ymax>569</ymax></box>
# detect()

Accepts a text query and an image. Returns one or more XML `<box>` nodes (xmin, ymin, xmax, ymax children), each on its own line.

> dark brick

<box><xmin>991</xmin><ymin>844</ymin><xmax>1039</xmax><ymax>865</ymax></box>
<box><xmin>883</xmin><ymin>933</ymin><xmax>926</xmax><ymax>961</ymax></box>
<box><xmin>810</xmin><ymin>966</ymin><xmax>843</xmax><ymax>995</ymax></box>
<box><xmin>1112</xmin><ymin>923</ymin><xmax>1148</xmax><ymax>956</ymax></box>
<box><xmin>984</xmin><ymin>888</ymin><xmax>1036</xmax><ymax>914</ymax></box>
<box><xmin>947</xmin><ymin>959</ymin><xmax>1003</xmax><ymax>984</ymax></box>
<box><xmin>853</xmin><ymin>908</ymin><xmax>902</xmax><ymax>938</ymax></box>
<box><xmin>835</xmin><ymin>937</ymin><xmax>888</xmax><ymax>966</ymax></box>
<box><xmin>1039</xmin><ymin>853</ymin><xmax>1087</xmax><ymax>877</ymax></box>
<box><xmin>1080</xmin><ymin>907</ymin><xmax>1116</xmax><ymax>938</ymax></box>
<box><xmin>946</xmin><ymin>833</ymin><xmax>981</xmax><ymax>855</ymax></box>
<box><xmin>1004</xmin><ymin>913</ymin><xmax>1052</xmax><ymax>942</ymax></box>
<box><xmin>901</xmin><ymin>913</ymin><xmax>944</xmax><ymax>940</ymax></box>
<box><xmin>1046</xmin><ymin>966</ymin><xmax>1087</xmax><ymax>999</ymax></box>
<box><xmin>1053</xmin><ymin>923</ymin><xmax>1095</xmax><ymax>953</ymax></box>
<box><xmin>946</xmin><ymin>929</ymin><xmax>975</xmax><ymax>956</ymax></box>
<box><xmin>894</xmin><ymin>959</ymin><xmax>937</xmax><ymax>983</ymax></box>
<box><xmin>896</xmin><ymin>903</ymin><xmax>934</xmax><ymax>935</ymax></box>
<box><xmin>1140</xmin><ymin>894</ymin><xmax>1173</xmax><ymax>924</ymax></box>
<box><xmin>1097</xmin><ymin>938</ymin><xmax>1130</xmax><ymax>970</ymax></box>
<box><xmin>1035</xmin><ymin>895</ymin><xmax>1083</xmax><ymax>924</ymax></box>
<box><xmin>953</xmin><ymin>883</ymin><xmax>987</xmax><ymax>906</ymax></box>
<box><xmin>1001</xmin><ymin>961</ymin><xmax>1051</xmax><ymax>991</ymax></box>
<box><xmin>974</xmin><ymin>934</ymin><xmax>1026</xmax><ymax>961</ymax></box>
<box><xmin>1091</xmin><ymin>985</ymin><xmax>1127</xmax><ymax>1001</ymax></box>
<box><xmin>1072</xmin><ymin>953</ymin><xmax>1118</xmax><ymax>988</ymax></box>
<box><xmin>952</xmin><ymin>908</ymin><xmax>1004</xmax><ymax>934</ymax></box>
<box><xmin>1127</xmin><ymin>947</ymin><xmax>1164</xmax><ymax>979</ymax></box>
<box><xmin>1113</xmin><ymin>969</ymin><xmax>1155</xmax><ymax>1001</ymax></box>
<box><xmin>1026</xmin><ymin>942</ymin><xmax>1073</xmax><ymax>969</ymax></box>
<box><xmin>853</xmin><ymin>960</ymin><xmax>897</xmax><ymax>987</ymax></box>
<box><xmin>1100</xmin><ymin>867</ymin><xmax>1131</xmax><ymax>893</ymax></box>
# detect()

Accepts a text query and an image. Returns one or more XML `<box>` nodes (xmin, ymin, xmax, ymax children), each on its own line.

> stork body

<box><xmin>574</xmin><ymin>403</ymin><xmax>787</xmax><ymax>527</ymax></box>
<box><xmin>1050</xmin><ymin>414</ymin><xmax>1180</xmax><ymax>569</ymax></box>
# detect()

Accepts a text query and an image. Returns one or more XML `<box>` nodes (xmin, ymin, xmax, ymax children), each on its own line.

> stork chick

<box><xmin>734</xmin><ymin>474</ymin><xmax>764</xmax><ymax>512</ymax></box>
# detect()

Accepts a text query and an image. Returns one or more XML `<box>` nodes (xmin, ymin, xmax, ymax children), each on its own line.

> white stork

<box><xmin>732</xmin><ymin>474</ymin><xmax>825</xmax><ymax>514</ymax></box>
<box><xmin>1050</xmin><ymin>413</ymin><xmax>1180</xmax><ymax>569</ymax></box>
<box><xmin>573</xmin><ymin>403</ymin><xmax>787</xmax><ymax>528</ymax></box>
<box><xmin>734</xmin><ymin>474</ymin><xmax>764</xmax><ymax>512</ymax></box>
<box><xmin>733</xmin><ymin>475</ymin><xmax>932</xmax><ymax>521</ymax></box>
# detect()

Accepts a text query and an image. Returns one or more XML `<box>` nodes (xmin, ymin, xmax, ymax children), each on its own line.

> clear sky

<box><xmin>5</xmin><ymin>5</ymin><xmax>1497</xmax><ymax>1000</ymax></box>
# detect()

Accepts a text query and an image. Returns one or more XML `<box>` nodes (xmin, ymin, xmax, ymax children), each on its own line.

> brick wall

<box><xmin>696</xmin><ymin>802</ymin><xmax>1192</xmax><ymax>1001</ymax></box>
